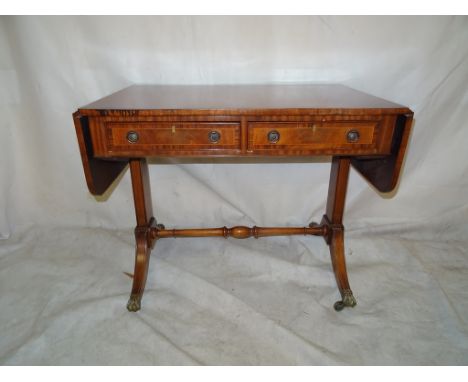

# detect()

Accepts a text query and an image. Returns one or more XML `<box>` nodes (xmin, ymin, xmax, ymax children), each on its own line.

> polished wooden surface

<box><xmin>73</xmin><ymin>112</ymin><xmax>127</xmax><ymax>195</ymax></box>
<box><xmin>88</xmin><ymin>114</ymin><xmax>398</xmax><ymax>158</ymax></box>
<box><xmin>73</xmin><ymin>84</ymin><xmax>413</xmax><ymax>312</ymax></box>
<box><xmin>248</xmin><ymin>121</ymin><xmax>377</xmax><ymax>151</ymax></box>
<box><xmin>108</xmin><ymin>121</ymin><xmax>241</xmax><ymax>152</ymax></box>
<box><xmin>351</xmin><ymin>113</ymin><xmax>413</xmax><ymax>191</ymax></box>
<box><xmin>80</xmin><ymin>84</ymin><xmax>410</xmax><ymax>114</ymax></box>
<box><xmin>322</xmin><ymin>157</ymin><xmax>356</xmax><ymax>310</ymax></box>
<box><xmin>75</xmin><ymin>85</ymin><xmax>411</xmax><ymax>194</ymax></box>
<box><xmin>153</xmin><ymin>225</ymin><xmax>326</xmax><ymax>239</ymax></box>
<box><xmin>127</xmin><ymin>158</ymin><xmax>157</xmax><ymax>312</ymax></box>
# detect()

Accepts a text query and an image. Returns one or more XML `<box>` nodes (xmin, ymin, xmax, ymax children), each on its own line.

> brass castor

<box><xmin>127</xmin><ymin>294</ymin><xmax>142</xmax><ymax>312</ymax></box>
<box><xmin>334</xmin><ymin>301</ymin><xmax>345</xmax><ymax>311</ymax></box>
<box><xmin>334</xmin><ymin>290</ymin><xmax>357</xmax><ymax>312</ymax></box>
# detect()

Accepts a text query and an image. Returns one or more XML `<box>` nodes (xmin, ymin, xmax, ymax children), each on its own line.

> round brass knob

<box><xmin>126</xmin><ymin>131</ymin><xmax>139</xmax><ymax>143</ymax></box>
<box><xmin>267</xmin><ymin>130</ymin><xmax>280</xmax><ymax>143</ymax></box>
<box><xmin>346</xmin><ymin>130</ymin><xmax>360</xmax><ymax>143</ymax></box>
<box><xmin>208</xmin><ymin>131</ymin><xmax>221</xmax><ymax>143</ymax></box>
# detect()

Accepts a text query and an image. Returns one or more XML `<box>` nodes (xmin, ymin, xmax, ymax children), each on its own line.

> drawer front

<box><xmin>248</xmin><ymin>121</ymin><xmax>380</xmax><ymax>154</ymax></box>
<box><xmin>106</xmin><ymin>122</ymin><xmax>240</xmax><ymax>153</ymax></box>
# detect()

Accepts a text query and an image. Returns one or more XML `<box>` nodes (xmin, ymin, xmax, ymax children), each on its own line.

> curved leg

<box><xmin>323</xmin><ymin>157</ymin><xmax>357</xmax><ymax>311</ymax></box>
<box><xmin>328</xmin><ymin>224</ymin><xmax>356</xmax><ymax>311</ymax></box>
<box><xmin>127</xmin><ymin>226</ymin><xmax>152</xmax><ymax>312</ymax></box>
<box><xmin>127</xmin><ymin>158</ymin><xmax>157</xmax><ymax>312</ymax></box>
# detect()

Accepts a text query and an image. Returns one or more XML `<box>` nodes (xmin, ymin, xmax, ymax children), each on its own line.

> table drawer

<box><xmin>248</xmin><ymin>121</ymin><xmax>380</xmax><ymax>153</ymax></box>
<box><xmin>106</xmin><ymin>122</ymin><xmax>241</xmax><ymax>153</ymax></box>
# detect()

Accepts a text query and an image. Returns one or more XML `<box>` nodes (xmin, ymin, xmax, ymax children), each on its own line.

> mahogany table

<box><xmin>73</xmin><ymin>84</ymin><xmax>413</xmax><ymax>312</ymax></box>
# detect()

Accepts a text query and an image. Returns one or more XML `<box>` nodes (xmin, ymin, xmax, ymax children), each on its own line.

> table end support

<box><xmin>323</xmin><ymin>157</ymin><xmax>357</xmax><ymax>312</ymax></box>
<box><xmin>126</xmin><ymin>218</ymin><xmax>159</xmax><ymax>312</ymax></box>
<box><xmin>127</xmin><ymin>159</ymin><xmax>160</xmax><ymax>313</ymax></box>
<box><xmin>321</xmin><ymin>214</ymin><xmax>357</xmax><ymax>311</ymax></box>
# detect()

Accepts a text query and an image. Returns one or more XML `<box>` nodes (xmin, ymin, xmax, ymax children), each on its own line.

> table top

<box><xmin>79</xmin><ymin>84</ymin><xmax>411</xmax><ymax>115</ymax></box>
<box><xmin>74</xmin><ymin>83</ymin><xmax>414</xmax><ymax>195</ymax></box>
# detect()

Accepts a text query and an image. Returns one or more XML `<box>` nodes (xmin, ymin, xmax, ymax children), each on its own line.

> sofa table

<box><xmin>73</xmin><ymin>84</ymin><xmax>413</xmax><ymax>312</ymax></box>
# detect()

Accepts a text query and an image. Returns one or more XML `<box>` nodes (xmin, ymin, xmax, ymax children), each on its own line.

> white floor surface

<box><xmin>1</xmin><ymin>226</ymin><xmax>467</xmax><ymax>365</ymax></box>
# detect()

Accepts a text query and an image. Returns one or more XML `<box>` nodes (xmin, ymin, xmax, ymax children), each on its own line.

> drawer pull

<box><xmin>346</xmin><ymin>130</ymin><xmax>360</xmax><ymax>143</ymax></box>
<box><xmin>267</xmin><ymin>130</ymin><xmax>280</xmax><ymax>143</ymax></box>
<box><xmin>126</xmin><ymin>131</ymin><xmax>139</xmax><ymax>143</ymax></box>
<box><xmin>208</xmin><ymin>130</ymin><xmax>221</xmax><ymax>143</ymax></box>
